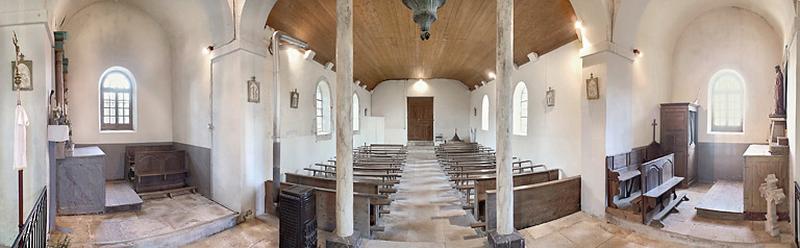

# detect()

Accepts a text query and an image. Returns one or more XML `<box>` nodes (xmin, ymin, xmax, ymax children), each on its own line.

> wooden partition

<box><xmin>265</xmin><ymin>181</ymin><xmax>373</xmax><ymax>238</ymax></box>
<box><xmin>486</xmin><ymin>176</ymin><xmax>581</xmax><ymax>230</ymax></box>
<box><xmin>474</xmin><ymin>169</ymin><xmax>560</xmax><ymax>221</ymax></box>
<box><xmin>131</xmin><ymin>150</ymin><xmax>187</xmax><ymax>192</ymax></box>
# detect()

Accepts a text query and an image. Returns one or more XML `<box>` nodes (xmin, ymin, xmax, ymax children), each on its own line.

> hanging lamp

<box><xmin>402</xmin><ymin>0</ymin><xmax>447</xmax><ymax>40</ymax></box>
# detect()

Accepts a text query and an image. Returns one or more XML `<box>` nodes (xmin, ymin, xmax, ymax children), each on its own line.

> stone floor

<box><xmin>185</xmin><ymin>216</ymin><xmax>281</xmax><ymax>248</ymax></box>
<box><xmin>660</xmin><ymin>183</ymin><xmax>794</xmax><ymax>245</ymax></box>
<box><xmin>370</xmin><ymin>144</ymin><xmax>486</xmax><ymax>247</ymax></box>
<box><xmin>52</xmin><ymin>193</ymin><xmax>235</xmax><ymax>247</ymax></box>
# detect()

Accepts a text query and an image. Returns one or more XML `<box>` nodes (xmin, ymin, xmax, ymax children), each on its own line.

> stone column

<box><xmin>329</xmin><ymin>0</ymin><xmax>359</xmax><ymax>247</ymax></box>
<box><xmin>489</xmin><ymin>0</ymin><xmax>524</xmax><ymax>247</ymax></box>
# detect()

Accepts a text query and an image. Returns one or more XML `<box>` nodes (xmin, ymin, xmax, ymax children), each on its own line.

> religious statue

<box><xmin>759</xmin><ymin>174</ymin><xmax>785</xmax><ymax>237</ymax></box>
<box><xmin>772</xmin><ymin>65</ymin><xmax>786</xmax><ymax>118</ymax></box>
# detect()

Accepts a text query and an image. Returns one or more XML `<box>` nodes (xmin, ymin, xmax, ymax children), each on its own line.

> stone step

<box><xmin>104</xmin><ymin>181</ymin><xmax>143</xmax><ymax>213</ymax></box>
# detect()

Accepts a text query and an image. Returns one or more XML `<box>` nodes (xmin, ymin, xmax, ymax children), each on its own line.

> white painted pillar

<box><xmin>335</xmin><ymin>0</ymin><xmax>355</xmax><ymax>238</ymax></box>
<box><xmin>495</xmin><ymin>0</ymin><xmax>515</xmax><ymax>235</ymax></box>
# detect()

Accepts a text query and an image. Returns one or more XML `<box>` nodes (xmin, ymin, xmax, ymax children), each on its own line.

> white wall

<box><xmin>671</xmin><ymin>7</ymin><xmax>781</xmax><ymax>144</ymax></box>
<box><xmin>470</xmin><ymin>41</ymin><xmax>584</xmax><ymax>177</ymax></box>
<box><xmin>63</xmin><ymin>1</ymin><xmax>173</xmax><ymax>144</ymax></box>
<box><xmin>0</xmin><ymin>5</ymin><xmax>52</xmax><ymax>245</ymax></box>
<box><xmin>372</xmin><ymin>79</ymin><xmax>470</xmax><ymax>144</ymax></box>
<box><xmin>209</xmin><ymin>42</ymin><xmax>375</xmax><ymax>215</ymax></box>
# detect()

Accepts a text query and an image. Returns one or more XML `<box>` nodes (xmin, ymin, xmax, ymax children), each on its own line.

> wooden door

<box><xmin>407</xmin><ymin>97</ymin><xmax>434</xmax><ymax>141</ymax></box>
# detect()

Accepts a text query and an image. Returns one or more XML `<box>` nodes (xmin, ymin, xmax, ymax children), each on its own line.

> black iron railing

<box><xmin>11</xmin><ymin>187</ymin><xmax>47</xmax><ymax>248</ymax></box>
<box><xmin>794</xmin><ymin>181</ymin><xmax>799</xmax><ymax>248</ymax></box>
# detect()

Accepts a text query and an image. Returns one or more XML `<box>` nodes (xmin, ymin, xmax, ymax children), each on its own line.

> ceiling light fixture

<box><xmin>402</xmin><ymin>0</ymin><xmax>447</xmax><ymax>40</ymax></box>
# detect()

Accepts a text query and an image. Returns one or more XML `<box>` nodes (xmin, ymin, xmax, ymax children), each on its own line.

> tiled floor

<box><xmin>52</xmin><ymin>193</ymin><xmax>235</xmax><ymax>247</ymax></box>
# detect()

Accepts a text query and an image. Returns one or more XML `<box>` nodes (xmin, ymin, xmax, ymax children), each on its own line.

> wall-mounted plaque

<box><xmin>290</xmin><ymin>89</ymin><xmax>299</xmax><ymax>108</ymax></box>
<box><xmin>586</xmin><ymin>73</ymin><xmax>599</xmax><ymax>100</ymax></box>
<box><xmin>546</xmin><ymin>87</ymin><xmax>555</xmax><ymax>107</ymax></box>
<box><xmin>247</xmin><ymin>76</ymin><xmax>260</xmax><ymax>103</ymax></box>
<box><xmin>12</xmin><ymin>60</ymin><xmax>32</xmax><ymax>91</ymax></box>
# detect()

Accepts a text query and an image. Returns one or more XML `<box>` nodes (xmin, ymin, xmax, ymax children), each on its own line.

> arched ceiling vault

<box><xmin>267</xmin><ymin>0</ymin><xmax>578</xmax><ymax>90</ymax></box>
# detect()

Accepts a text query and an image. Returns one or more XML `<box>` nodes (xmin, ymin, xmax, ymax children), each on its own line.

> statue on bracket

<box><xmin>772</xmin><ymin>65</ymin><xmax>786</xmax><ymax>118</ymax></box>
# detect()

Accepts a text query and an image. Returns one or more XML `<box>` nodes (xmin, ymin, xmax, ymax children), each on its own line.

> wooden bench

<box><xmin>285</xmin><ymin>173</ymin><xmax>393</xmax><ymax>224</ymax></box>
<box><xmin>126</xmin><ymin>145</ymin><xmax>188</xmax><ymax>193</ymax></box>
<box><xmin>639</xmin><ymin>153</ymin><xmax>688</xmax><ymax>227</ymax></box>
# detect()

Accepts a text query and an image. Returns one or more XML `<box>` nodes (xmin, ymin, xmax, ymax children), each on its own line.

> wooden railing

<box><xmin>11</xmin><ymin>187</ymin><xmax>47</xmax><ymax>248</ymax></box>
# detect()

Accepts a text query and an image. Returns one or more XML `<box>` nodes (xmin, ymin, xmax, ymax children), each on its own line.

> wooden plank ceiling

<box><xmin>267</xmin><ymin>0</ymin><xmax>577</xmax><ymax>90</ymax></box>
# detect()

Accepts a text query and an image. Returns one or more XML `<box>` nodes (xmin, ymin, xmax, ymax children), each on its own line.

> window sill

<box><xmin>316</xmin><ymin>133</ymin><xmax>332</xmax><ymax>141</ymax></box>
<box><xmin>100</xmin><ymin>130</ymin><xmax>136</xmax><ymax>134</ymax></box>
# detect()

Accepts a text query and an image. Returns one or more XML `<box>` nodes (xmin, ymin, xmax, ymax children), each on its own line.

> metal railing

<box><xmin>11</xmin><ymin>187</ymin><xmax>47</xmax><ymax>248</ymax></box>
<box><xmin>794</xmin><ymin>182</ymin><xmax>799</xmax><ymax>248</ymax></box>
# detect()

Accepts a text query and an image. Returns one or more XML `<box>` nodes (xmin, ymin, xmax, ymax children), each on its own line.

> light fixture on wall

<box><xmin>574</xmin><ymin>20</ymin><xmax>585</xmax><ymax>44</ymax></box>
<box><xmin>487</xmin><ymin>72</ymin><xmax>496</xmax><ymax>80</ymax></box>
<box><xmin>633</xmin><ymin>49</ymin><xmax>642</xmax><ymax>58</ymax></box>
<box><xmin>527</xmin><ymin>52</ymin><xmax>539</xmax><ymax>63</ymax></box>
<box><xmin>413</xmin><ymin>79</ymin><xmax>429</xmax><ymax>92</ymax></box>
<box><xmin>402</xmin><ymin>0</ymin><xmax>447</xmax><ymax>40</ymax></box>
<box><xmin>304</xmin><ymin>49</ymin><xmax>316</xmax><ymax>61</ymax></box>
<box><xmin>202</xmin><ymin>45</ymin><xmax>214</xmax><ymax>55</ymax></box>
<box><xmin>324</xmin><ymin>62</ymin><xmax>334</xmax><ymax>70</ymax></box>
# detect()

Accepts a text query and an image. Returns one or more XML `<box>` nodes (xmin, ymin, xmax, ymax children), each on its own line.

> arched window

<box><xmin>709</xmin><ymin>70</ymin><xmax>745</xmax><ymax>133</ymax></box>
<box><xmin>512</xmin><ymin>82</ymin><xmax>528</xmax><ymax>135</ymax></box>
<box><xmin>315</xmin><ymin>81</ymin><xmax>332</xmax><ymax>135</ymax></box>
<box><xmin>100</xmin><ymin>67</ymin><xmax>135</xmax><ymax>131</ymax></box>
<box><xmin>353</xmin><ymin>93</ymin><xmax>360</xmax><ymax>131</ymax></box>
<box><xmin>481</xmin><ymin>95</ymin><xmax>490</xmax><ymax>131</ymax></box>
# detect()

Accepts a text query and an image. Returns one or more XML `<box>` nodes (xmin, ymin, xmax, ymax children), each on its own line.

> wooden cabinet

<box><xmin>660</xmin><ymin>103</ymin><xmax>698</xmax><ymax>188</ymax></box>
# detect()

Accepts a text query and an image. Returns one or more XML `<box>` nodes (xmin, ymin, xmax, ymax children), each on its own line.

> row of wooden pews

<box><xmin>267</xmin><ymin>144</ymin><xmax>407</xmax><ymax>238</ymax></box>
<box><xmin>436</xmin><ymin>142</ymin><xmax>581</xmax><ymax>232</ymax></box>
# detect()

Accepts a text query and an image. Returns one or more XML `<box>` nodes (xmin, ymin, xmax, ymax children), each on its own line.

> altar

<box><xmin>743</xmin><ymin>144</ymin><xmax>789</xmax><ymax>220</ymax></box>
<box><xmin>56</xmin><ymin>146</ymin><xmax>106</xmax><ymax>215</ymax></box>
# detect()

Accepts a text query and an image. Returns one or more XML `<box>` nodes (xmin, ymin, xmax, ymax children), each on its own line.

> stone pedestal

<box><xmin>325</xmin><ymin>232</ymin><xmax>362</xmax><ymax>248</ymax></box>
<box><xmin>769</xmin><ymin>118</ymin><xmax>788</xmax><ymax>154</ymax></box>
<box><xmin>488</xmin><ymin>231</ymin><xmax>525</xmax><ymax>248</ymax></box>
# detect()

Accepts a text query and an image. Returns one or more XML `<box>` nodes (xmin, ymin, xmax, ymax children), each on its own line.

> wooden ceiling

<box><xmin>267</xmin><ymin>0</ymin><xmax>577</xmax><ymax>90</ymax></box>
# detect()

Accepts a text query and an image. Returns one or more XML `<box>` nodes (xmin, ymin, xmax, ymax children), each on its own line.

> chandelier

<box><xmin>402</xmin><ymin>0</ymin><xmax>447</xmax><ymax>40</ymax></box>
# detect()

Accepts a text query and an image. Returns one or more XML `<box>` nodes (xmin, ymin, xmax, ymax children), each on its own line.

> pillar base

<box><xmin>488</xmin><ymin>230</ymin><xmax>525</xmax><ymax>248</ymax></box>
<box><xmin>325</xmin><ymin>232</ymin><xmax>362</xmax><ymax>248</ymax></box>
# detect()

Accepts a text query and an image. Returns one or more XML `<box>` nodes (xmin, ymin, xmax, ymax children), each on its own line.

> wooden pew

<box><xmin>485</xmin><ymin>176</ymin><xmax>581</xmax><ymax>230</ymax></box>
<box><xmin>639</xmin><ymin>153</ymin><xmax>687</xmax><ymax>227</ymax></box>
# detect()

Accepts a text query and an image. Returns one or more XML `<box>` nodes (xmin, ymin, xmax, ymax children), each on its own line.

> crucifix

<box><xmin>651</xmin><ymin>119</ymin><xmax>658</xmax><ymax>143</ymax></box>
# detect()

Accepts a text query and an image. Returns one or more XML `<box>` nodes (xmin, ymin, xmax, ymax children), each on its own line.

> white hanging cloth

<box><xmin>13</xmin><ymin>104</ymin><xmax>29</xmax><ymax>171</ymax></box>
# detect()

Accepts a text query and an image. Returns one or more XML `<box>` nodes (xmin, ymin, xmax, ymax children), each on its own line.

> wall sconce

<box><xmin>633</xmin><ymin>49</ymin><xmax>642</xmax><ymax>58</ymax></box>
<box><xmin>203</xmin><ymin>45</ymin><xmax>214</xmax><ymax>55</ymax></box>
<box><xmin>304</xmin><ymin>50</ymin><xmax>316</xmax><ymax>61</ymax></box>
<box><xmin>324</xmin><ymin>62</ymin><xmax>334</xmax><ymax>70</ymax></box>
<box><xmin>290</xmin><ymin>89</ymin><xmax>299</xmax><ymax>109</ymax></box>
<box><xmin>364</xmin><ymin>108</ymin><xmax>368</xmax><ymax>116</ymax></box>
